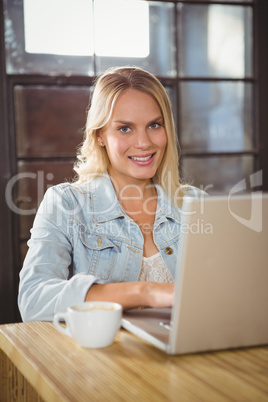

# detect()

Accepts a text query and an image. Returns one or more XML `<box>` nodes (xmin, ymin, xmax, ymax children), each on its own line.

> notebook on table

<box><xmin>121</xmin><ymin>193</ymin><xmax>268</xmax><ymax>355</ymax></box>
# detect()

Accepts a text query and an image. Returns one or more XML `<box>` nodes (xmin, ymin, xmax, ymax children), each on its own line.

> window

<box><xmin>24</xmin><ymin>0</ymin><xmax>95</xmax><ymax>57</ymax></box>
<box><xmin>3</xmin><ymin>0</ymin><xmax>259</xmax><ymax>195</ymax></box>
<box><xmin>5</xmin><ymin>0</ymin><xmax>174</xmax><ymax>76</ymax></box>
<box><xmin>23</xmin><ymin>0</ymin><xmax>150</xmax><ymax>59</ymax></box>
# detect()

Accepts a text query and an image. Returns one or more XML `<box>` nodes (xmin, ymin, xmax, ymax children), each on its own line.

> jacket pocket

<box><xmin>79</xmin><ymin>231</ymin><xmax>121</xmax><ymax>280</ymax></box>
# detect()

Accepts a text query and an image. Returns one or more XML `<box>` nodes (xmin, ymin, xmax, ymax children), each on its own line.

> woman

<box><xmin>18</xmin><ymin>66</ymin><xmax>195</xmax><ymax>322</ymax></box>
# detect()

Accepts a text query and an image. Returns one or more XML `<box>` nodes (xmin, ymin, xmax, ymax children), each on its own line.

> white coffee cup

<box><xmin>53</xmin><ymin>301</ymin><xmax>122</xmax><ymax>348</ymax></box>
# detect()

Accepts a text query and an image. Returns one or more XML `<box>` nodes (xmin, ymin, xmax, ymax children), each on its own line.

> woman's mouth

<box><xmin>129</xmin><ymin>153</ymin><xmax>155</xmax><ymax>162</ymax></box>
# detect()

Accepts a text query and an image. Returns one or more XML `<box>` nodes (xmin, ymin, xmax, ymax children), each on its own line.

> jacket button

<box><xmin>165</xmin><ymin>247</ymin><xmax>173</xmax><ymax>255</ymax></box>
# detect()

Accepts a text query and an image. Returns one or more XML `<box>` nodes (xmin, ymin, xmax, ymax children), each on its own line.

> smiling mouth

<box><xmin>129</xmin><ymin>153</ymin><xmax>155</xmax><ymax>162</ymax></box>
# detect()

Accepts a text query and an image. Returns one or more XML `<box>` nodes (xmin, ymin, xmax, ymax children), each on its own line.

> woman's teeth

<box><xmin>129</xmin><ymin>154</ymin><xmax>153</xmax><ymax>161</ymax></box>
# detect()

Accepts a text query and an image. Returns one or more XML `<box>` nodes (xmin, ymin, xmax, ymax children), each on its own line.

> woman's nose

<box><xmin>135</xmin><ymin>128</ymin><xmax>152</xmax><ymax>148</ymax></box>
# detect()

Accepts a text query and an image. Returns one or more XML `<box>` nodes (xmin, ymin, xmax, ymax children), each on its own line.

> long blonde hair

<box><xmin>74</xmin><ymin>66</ymin><xmax>184</xmax><ymax>207</ymax></box>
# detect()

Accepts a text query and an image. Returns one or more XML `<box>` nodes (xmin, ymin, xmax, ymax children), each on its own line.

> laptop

<box><xmin>121</xmin><ymin>193</ymin><xmax>268</xmax><ymax>355</ymax></box>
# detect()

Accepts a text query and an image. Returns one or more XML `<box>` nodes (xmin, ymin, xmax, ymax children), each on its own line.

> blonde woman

<box><xmin>19</xmin><ymin>67</ymin><xmax>196</xmax><ymax>322</ymax></box>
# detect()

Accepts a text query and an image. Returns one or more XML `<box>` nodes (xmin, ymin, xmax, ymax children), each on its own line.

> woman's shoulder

<box><xmin>43</xmin><ymin>174</ymin><xmax>114</xmax><ymax>206</ymax></box>
<box><xmin>41</xmin><ymin>181</ymin><xmax>93</xmax><ymax>209</ymax></box>
<box><xmin>46</xmin><ymin>178</ymin><xmax>100</xmax><ymax>197</ymax></box>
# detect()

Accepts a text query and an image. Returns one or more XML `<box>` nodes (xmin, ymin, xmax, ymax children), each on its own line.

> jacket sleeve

<box><xmin>18</xmin><ymin>185</ymin><xmax>98</xmax><ymax>322</ymax></box>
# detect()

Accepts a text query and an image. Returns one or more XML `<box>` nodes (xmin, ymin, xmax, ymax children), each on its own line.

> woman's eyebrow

<box><xmin>149</xmin><ymin>115</ymin><xmax>164</xmax><ymax>123</ymax></box>
<box><xmin>113</xmin><ymin>120</ymin><xmax>133</xmax><ymax>125</ymax></box>
<box><xmin>113</xmin><ymin>115</ymin><xmax>163</xmax><ymax>125</ymax></box>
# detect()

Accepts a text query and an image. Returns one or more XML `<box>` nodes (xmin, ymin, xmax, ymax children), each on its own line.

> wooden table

<box><xmin>0</xmin><ymin>322</ymin><xmax>268</xmax><ymax>402</ymax></box>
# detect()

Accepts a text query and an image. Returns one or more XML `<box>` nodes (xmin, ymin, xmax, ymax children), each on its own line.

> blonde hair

<box><xmin>74</xmin><ymin>66</ymin><xmax>184</xmax><ymax>207</ymax></box>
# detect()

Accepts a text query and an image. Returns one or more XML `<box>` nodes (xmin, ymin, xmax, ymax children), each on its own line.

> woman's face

<box><xmin>98</xmin><ymin>88</ymin><xmax>167</xmax><ymax>188</ymax></box>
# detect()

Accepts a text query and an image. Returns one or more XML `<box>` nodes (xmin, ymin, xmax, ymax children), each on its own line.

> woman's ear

<box><xmin>96</xmin><ymin>130</ymin><xmax>105</xmax><ymax>147</ymax></box>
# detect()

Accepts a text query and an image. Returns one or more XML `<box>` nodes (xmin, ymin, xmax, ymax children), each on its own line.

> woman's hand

<box><xmin>142</xmin><ymin>282</ymin><xmax>174</xmax><ymax>309</ymax></box>
<box><xmin>85</xmin><ymin>281</ymin><xmax>175</xmax><ymax>310</ymax></box>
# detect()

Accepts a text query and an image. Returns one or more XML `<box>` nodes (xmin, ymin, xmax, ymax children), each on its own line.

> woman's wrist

<box><xmin>85</xmin><ymin>281</ymin><xmax>174</xmax><ymax>310</ymax></box>
<box><xmin>85</xmin><ymin>282</ymin><xmax>145</xmax><ymax>310</ymax></box>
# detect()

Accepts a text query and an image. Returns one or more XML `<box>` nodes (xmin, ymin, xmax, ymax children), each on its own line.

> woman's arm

<box><xmin>18</xmin><ymin>185</ymin><xmax>98</xmax><ymax>322</ymax></box>
<box><xmin>85</xmin><ymin>281</ymin><xmax>174</xmax><ymax>310</ymax></box>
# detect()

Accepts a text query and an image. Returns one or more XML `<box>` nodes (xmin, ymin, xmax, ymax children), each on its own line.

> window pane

<box><xmin>178</xmin><ymin>4</ymin><xmax>253</xmax><ymax>78</ymax></box>
<box><xmin>179</xmin><ymin>82</ymin><xmax>254</xmax><ymax>153</ymax></box>
<box><xmin>95</xmin><ymin>1</ymin><xmax>176</xmax><ymax>77</ymax></box>
<box><xmin>14</xmin><ymin>86</ymin><xmax>90</xmax><ymax>158</ymax></box>
<box><xmin>24</xmin><ymin>0</ymin><xmax>94</xmax><ymax>56</ymax></box>
<box><xmin>4</xmin><ymin>0</ymin><xmax>95</xmax><ymax>75</ymax></box>
<box><xmin>181</xmin><ymin>156</ymin><xmax>254</xmax><ymax>195</ymax></box>
<box><xmin>94</xmin><ymin>0</ymin><xmax>149</xmax><ymax>58</ymax></box>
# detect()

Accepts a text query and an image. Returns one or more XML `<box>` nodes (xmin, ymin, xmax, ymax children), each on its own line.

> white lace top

<box><xmin>138</xmin><ymin>252</ymin><xmax>174</xmax><ymax>283</ymax></box>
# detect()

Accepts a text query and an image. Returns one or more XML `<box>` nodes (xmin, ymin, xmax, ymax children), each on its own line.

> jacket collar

<box><xmin>83</xmin><ymin>174</ymin><xmax>181</xmax><ymax>224</ymax></box>
<box><xmin>154</xmin><ymin>184</ymin><xmax>181</xmax><ymax>225</ymax></box>
<box><xmin>90</xmin><ymin>174</ymin><xmax>124</xmax><ymax>223</ymax></box>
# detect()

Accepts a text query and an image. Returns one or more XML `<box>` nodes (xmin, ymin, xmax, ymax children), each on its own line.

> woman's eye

<box><xmin>119</xmin><ymin>126</ymin><xmax>131</xmax><ymax>133</ymax></box>
<box><xmin>149</xmin><ymin>122</ymin><xmax>161</xmax><ymax>129</ymax></box>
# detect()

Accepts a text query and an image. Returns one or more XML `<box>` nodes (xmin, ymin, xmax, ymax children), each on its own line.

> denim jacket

<box><xmin>18</xmin><ymin>174</ymin><xmax>200</xmax><ymax>321</ymax></box>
